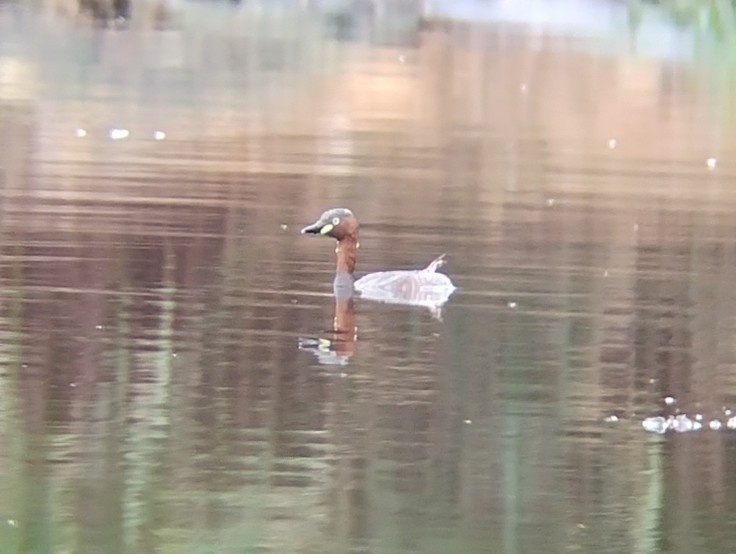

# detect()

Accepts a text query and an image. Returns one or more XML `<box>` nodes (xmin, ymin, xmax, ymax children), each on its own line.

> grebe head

<box><xmin>301</xmin><ymin>208</ymin><xmax>358</xmax><ymax>241</ymax></box>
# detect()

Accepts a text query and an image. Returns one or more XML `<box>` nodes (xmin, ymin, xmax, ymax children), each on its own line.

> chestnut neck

<box><xmin>335</xmin><ymin>234</ymin><xmax>358</xmax><ymax>275</ymax></box>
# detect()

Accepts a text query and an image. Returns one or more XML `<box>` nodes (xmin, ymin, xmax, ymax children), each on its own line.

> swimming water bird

<box><xmin>301</xmin><ymin>208</ymin><xmax>456</xmax><ymax>313</ymax></box>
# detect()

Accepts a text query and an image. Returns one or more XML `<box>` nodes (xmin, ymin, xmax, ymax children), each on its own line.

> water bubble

<box><xmin>109</xmin><ymin>128</ymin><xmax>130</xmax><ymax>140</ymax></box>
<box><xmin>464</xmin><ymin>419</ymin><xmax>472</xmax><ymax>424</ymax></box>
<box><xmin>69</xmin><ymin>383</ymin><xmax>76</xmax><ymax>388</ymax></box>
<box><xmin>706</xmin><ymin>157</ymin><xmax>717</xmax><ymax>170</ymax></box>
<box><xmin>75</xmin><ymin>128</ymin><xmax>87</xmax><ymax>138</ymax></box>
<box><xmin>95</xmin><ymin>324</ymin><xmax>102</xmax><ymax>330</ymax></box>
<box><xmin>546</xmin><ymin>198</ymin><xmax>556</xmax><ymax>207</ymax></box>
<box><xmin>664</xmin><ymin>396</ymin><xmax>676</xmax><ymax>406</ymax></box>
<box><xmin>153</xmin><ymin>131</ymin><xmax>166</xmax><ymax>140</ymax></box>
<box><xmin>280</xmin><ymin>224</ymin><xmax>288</xmax><ymax>231</ymax></box>
<box><xmin>507</xmin><ymin>301</ymin><xmax>517</xmax><ymax>308</ymax></box>
<box><xmin>642</xmin><ymin>416</ymin><xmax>668</xmax><ymax>434</ymax></box>
<box><xmin>672</xmin><ymin>414</ymin><xmax>696</xmax><ymax>433</ymax></box>
<box><xmin>604</xmin><ymin>415</ymin><xmax>619</xmax><ymax>423</ymax></box>
<box><xmin>724</xmin><ymin>408</ymin><xmax>732</xmax><ymax>416</ymax></box>
<box><xmin>607</xmin><ymin>138</ymin><xmax>617</xmax><ymax>149</ymax></box>
<box><xmin>709</xmin><ymin>420</ymin><xmax>722</xmax><ymax>431</ymax></box>
<box><xmin>695</xmin><ymin>413</ymin><xmax>703</xmax><ymax>421</ymax></box>
<box><xmin>7</xmin><ymin>519</ymin><xmax>17</xmax><ymax>527</ymax></box>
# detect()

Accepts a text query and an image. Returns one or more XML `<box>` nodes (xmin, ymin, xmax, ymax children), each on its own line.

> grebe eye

<box><xmin>332</xmin><ymin>217</ymin><xmax>340</xmax><ymax>225</ymax></box>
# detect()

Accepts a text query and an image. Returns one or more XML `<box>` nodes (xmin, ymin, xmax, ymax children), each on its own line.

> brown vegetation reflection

<box><xmin>2</xmin><ymin>2</ymin><xmax>736</xmax><ymax>553</ymax></box>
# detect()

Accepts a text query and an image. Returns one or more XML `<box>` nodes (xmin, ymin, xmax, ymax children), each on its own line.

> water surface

<box><xmin>1</xmin><ymin>2</ymin><xmax>736</xmax><ymax>553</ymax></box>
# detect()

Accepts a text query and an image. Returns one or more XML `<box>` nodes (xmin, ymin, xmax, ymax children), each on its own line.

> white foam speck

<box><xmin>607</xmin><ymin>138</ymin><xmax>617</xmax><ymax>149</ymax></box>
<box><xmin>706</xmin><ymin>157</ymin><xmax>717</xmax><ymax>170</ymax></box>
<box><xmin>664</xmin><ymin>396</ymin><xmax>676</xmax><ymax>405</ymax></box>
<box><xmin>109</xmin><ymin>128</ymin><xmax>130</xmax><ymax>140</ymax></box>
<box><xmin>642</xmin><ymin>416</ymin><xmax>668</xmax><ymax>434</ymax></box>
<box><xmin>154</xmin><ymin>131</ymin><xmax>166</xmax><ymax>140</ymax></box>
<box><xmin>75</xmin><ymin>128</ymin><xmax>87</xmax><ymax>138</ymax></box>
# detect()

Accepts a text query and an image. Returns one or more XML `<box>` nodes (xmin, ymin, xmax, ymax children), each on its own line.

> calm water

<box><xmin>2</xmin><ymin>2</ymin><xmax>736</xmax><ymax>553</ymax></box>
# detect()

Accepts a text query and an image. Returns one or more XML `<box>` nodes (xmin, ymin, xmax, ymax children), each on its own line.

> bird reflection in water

<box><xmin>298</xmin><ymin>273</ymin><xmax>357</xmax><ymax>366</ymax></box>
<box><xmin>298</xmin><ymin>208</ymin><xmax>456</xmax><ymax>365</ymax></box>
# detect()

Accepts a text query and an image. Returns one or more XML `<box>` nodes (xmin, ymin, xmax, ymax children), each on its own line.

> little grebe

<box><xmin>301</xmin><ymin>208</ymin><xmax>456</xmax><ymax>311</ymax></box>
